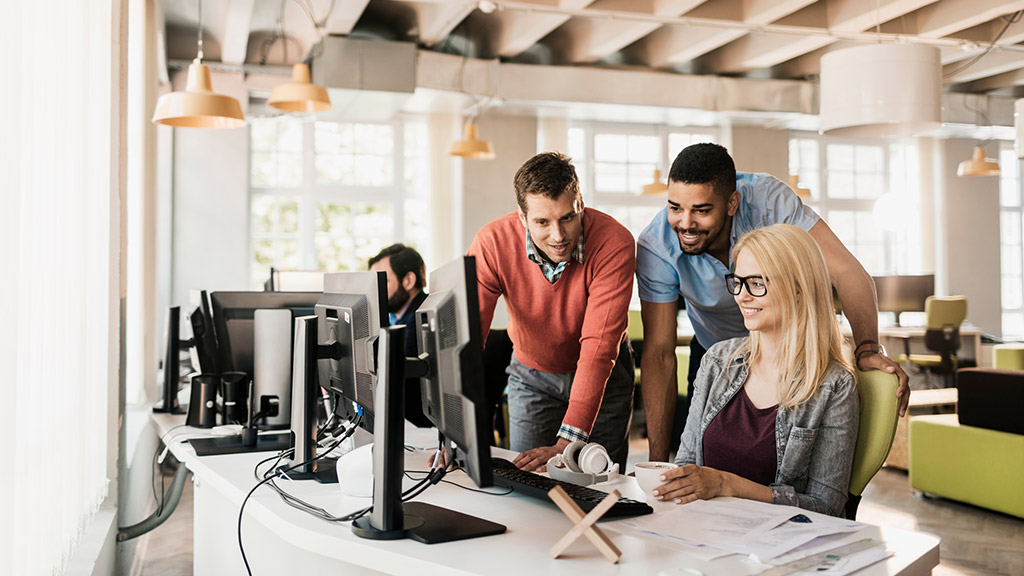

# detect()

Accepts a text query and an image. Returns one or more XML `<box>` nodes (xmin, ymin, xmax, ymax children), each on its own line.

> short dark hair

<box><xmin>368</xmin><ymin>243</ymin><xmax>425</xmax><ymax>290</ymax></box>
<box><xmin>513</xmin><ymin>152</ymin><xmax>581</xmax><ymax>213</ymax></box>
<box><xmin>668</xmin><ymin>143</ymin><xmax>737</xmax><ymax>198</ymax></box>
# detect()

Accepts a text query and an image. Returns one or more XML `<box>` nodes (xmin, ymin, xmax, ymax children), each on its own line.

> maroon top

<box><xmin>703</xmin><ymin>388</ymin><xmax>778</xmax><ymax>486</ymax></box>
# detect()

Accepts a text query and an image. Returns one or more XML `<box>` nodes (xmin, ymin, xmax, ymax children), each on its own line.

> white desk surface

<box><xmin>153</xmin><ymin>414</ymin><xmax>939</xmax><ymax>576</ymax></box>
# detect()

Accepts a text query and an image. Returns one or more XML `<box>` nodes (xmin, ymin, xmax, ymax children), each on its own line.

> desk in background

<box><xmin>153</xmin><ymin>414</ymin><xmax>939</xmax><ymax>576</ymax></box>
<box><xmin>879</xmin><ymin>326</ymin><xmax>982</xmax><ymax>365</ymax></box>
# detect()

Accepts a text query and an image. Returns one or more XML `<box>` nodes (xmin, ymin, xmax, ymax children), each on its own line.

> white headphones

<box><xmin>546</xmin><ymin>440</ymin><xmax>619</xmax><ymax>486</ymax></box>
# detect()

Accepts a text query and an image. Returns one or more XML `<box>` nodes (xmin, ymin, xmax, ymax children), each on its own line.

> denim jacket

<box><xmin>675</xmin><ymin>337</ymin><xmax>860</xmax><ymax>517</ymax></box>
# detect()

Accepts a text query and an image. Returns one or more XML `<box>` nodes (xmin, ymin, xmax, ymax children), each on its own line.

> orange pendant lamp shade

<box><xmin>152</xmin><ymin>59</ymin><xmax>246</xmax><ymax>128</ymax></box>
<box><xmin>269</xmin><ymin>63</ymin><xmax>331</xmax><ymax>113</ymax></box>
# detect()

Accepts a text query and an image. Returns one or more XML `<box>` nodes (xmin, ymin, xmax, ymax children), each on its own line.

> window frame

<box><xmin>248</xmin><ymin>115</ymin><xmax>425</xmax><ymax>287</ymax></box>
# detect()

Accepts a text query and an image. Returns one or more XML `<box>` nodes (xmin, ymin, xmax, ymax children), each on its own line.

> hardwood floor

<box><xmin>136</xmin><ymin>440</ymin><xmax>1024</xmax><ymax>575</ymax></box>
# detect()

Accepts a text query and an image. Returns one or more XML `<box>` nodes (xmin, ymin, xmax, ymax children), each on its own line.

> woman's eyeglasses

<box><xmin>725</xmin><ymin>274</ymin><xmax>768</xmax><ymax>297</ymax></box>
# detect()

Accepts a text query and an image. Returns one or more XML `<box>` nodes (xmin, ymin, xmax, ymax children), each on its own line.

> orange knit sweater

<box><xmin>468</xmin><ymin>208</ymin><xmax>636</xmax><ymax>435</ymax></box>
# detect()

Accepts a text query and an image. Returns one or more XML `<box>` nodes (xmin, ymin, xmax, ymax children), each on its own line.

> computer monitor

<box><xmin>315</xmin><ymin>271</ymin><xmax>389</xmax><ymax>434</ymax></box>
<box><xmin>153</xmin><ymin>306</ymin><xmax>188</xmax><ymax>414</ymax></box>
<box><xmin>873</xmin><ymin>275</ymin><xmax>934</xmax><ymax>326</ymax></box>
<box><xmin>210</xmin><ymin>291</ymin><xmax>321</xmax><ymax>427</ymax></box>
<box><xmin>415</xmin><ymin>256</ymin><xmax>493</xmax><ymax>489</ymax></box>
<box><xmin>346</xmin><ymin>256</ymin><xmax>504</xmax><ymax>543</ymax></box>
<box><xmin>187</xmin><ymin>289</ymin><xmax>219</xmax><ymax>375</ymax></box>
<box><xmin>210</xmin><ymin>291</ymin><xmax>321</xmax><ymax>377</ymax></box>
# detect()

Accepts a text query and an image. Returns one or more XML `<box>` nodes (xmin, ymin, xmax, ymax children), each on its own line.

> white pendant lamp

<box><xmin>957</xmin><ymin>146</ymin><xmax>1000</xmax><ymax>177</ymax></box>
<box><xmin>820</xmin><ymin>44</ymin><xmax>940</xmax><ymax>138</ymax></box>
<box><xmin>269</xmin><ymin>63</ymin><xmax>331</xmax><ymax>113</ymax></box>
<box><xmin>642</xmin><ymin>169</ymin><xmax>668</xmax><ymax>195</ymax></box>
<box><xmin>450</xmin><ymin>121</ymin><xmax>495</xmax><ymax>159</ymax></box>
<box><xmin>152</xmin><ymin>0</ymin><xmax>245</xmax><ymax>128</ymax></box>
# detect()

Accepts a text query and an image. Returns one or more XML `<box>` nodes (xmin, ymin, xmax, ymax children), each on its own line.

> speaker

<box><xmin>546</xmin><ymin>441</ymin><xmax>619</xmax><ymax>486</ymax></box>
<box><xmin>186</xmin><ymin>374</ymin><xmax>219</xmax><ymax>428</ymax></box>
<box><xmin>220</xmin><ymin>371</ymin><xmax>250</xmax><ymax>425</ymax></box>
<box><xmin>254</xmin><ymin>309</ymin><xmax>294</xmax><ymax>429</ymax></box>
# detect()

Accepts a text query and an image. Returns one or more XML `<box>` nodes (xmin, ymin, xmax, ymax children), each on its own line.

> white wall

<box><xmin>170</xmin><ymin>124</ymin><xmax>251</xmax><ymax>306</ymax></box>
<box><xmin>936</xmin><ymin>139</ymin><xmax>1003</xmax><ymax>335</ymax></box>
<box><xmin>726</xmin><ymin>125</ymin><xmax>790</xmax><ymax>179</ymax></box>
<box><xmin>459</xmin><ymin>114</ymin><xmax>540</xmax><ymax>253</ymax></box>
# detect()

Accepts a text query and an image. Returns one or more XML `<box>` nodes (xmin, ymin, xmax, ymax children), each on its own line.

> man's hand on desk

<box><xmin>512</xmin><ymin>437</ymin><xmax>571</xmax><ymax>472</ymax></box>
<box><xmin>857</xmin><ymin>351</ymin><xmax>911</xmax><ymax>417</ymax></box>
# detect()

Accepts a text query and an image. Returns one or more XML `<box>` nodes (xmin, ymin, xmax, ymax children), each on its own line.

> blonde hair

<box><xmin>731</xmin><ymin>224</ymin><xmax>852</xmax><ymax>410</ymax></box>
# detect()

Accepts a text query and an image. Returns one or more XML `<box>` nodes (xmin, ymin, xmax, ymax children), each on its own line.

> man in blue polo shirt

<box><xmin>637</xmin><ymin>143</ymin><xmax>910</xmax><ymax>462</ymax></box>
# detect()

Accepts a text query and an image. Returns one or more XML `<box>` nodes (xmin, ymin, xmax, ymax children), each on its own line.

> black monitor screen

<box><xmin>316</xmin><ymin>271</ymin><xmax>388</xmax><ymax>432</ymax></box>
<box><xmin>873</xmin><ymin>275</ymin><xmax>934</xmax><ymax>325</ymax></box>
<box><xmin>209</xmin><ymin>291</ymin><xmax>321</xmax><ymax>379</ymax></box>
<box><xmin>187</xmin><ymin>289</ymin><xmax>219</xmax><ymax>375</ymax></box>
<box><xmin>415</xmin><ymin>256</ymin><xmax>492</xmax><ymax>488</ymax></box>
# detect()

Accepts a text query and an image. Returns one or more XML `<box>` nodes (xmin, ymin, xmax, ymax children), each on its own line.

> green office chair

<box><xmin>846</xmin><ymin>369</ymin><xmax>900</xmax><ymax>520</ymax></box>
<box><xmin>897</xmin><ymin>296</ymin><xmax>968</xmax><ymax>389</ymax></box>
<box><xmin>627</xmin><ymin>309</ymin><xmax>644</xmax><ymax>386</ymax></box>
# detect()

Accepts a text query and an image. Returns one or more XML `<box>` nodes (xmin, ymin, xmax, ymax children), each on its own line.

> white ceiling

<box><xmin>159</xmin><ymin>0</ymin><xmax>1024</xmax><ymax>126</ymax></box>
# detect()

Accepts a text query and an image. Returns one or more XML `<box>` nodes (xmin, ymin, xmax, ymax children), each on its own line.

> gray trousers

<box><xmin>506</xmin><ymin>337</ymin><xmax>634</xmax><ymax>469</ymax></box>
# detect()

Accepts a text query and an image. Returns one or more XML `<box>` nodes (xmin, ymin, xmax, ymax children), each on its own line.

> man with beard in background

<box><xmin>635</xmin><ymin>143</ymin><xmax>909</xmax><ymax>462</ymax></box>
<box><xmin>369</xmin><ymin>243</ymin><xmax>431</xmax><ymax>427</ymax></box>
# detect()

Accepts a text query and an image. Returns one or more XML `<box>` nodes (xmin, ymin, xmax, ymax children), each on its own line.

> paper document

<box><xmin>618</xmin><ymin>498</ymin><xmax>864</xmax><ymax>562</ymax></box>
<box><xmin>628</xmin><ymin>499</ymin><xmax>797</xmax><ymax>549</ymax></box>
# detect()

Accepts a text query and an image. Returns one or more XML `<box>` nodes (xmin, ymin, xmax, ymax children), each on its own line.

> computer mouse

<box><xmin>336</xmin><ymin>444</ymin><xmax>373</xmax><ymax>498</ymax></box>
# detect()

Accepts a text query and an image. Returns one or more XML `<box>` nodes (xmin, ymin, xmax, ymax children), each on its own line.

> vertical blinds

<box><xmin>0</xmin><ymin>1</ymin><xmax>118</xmax><ymax>574</ymax></box>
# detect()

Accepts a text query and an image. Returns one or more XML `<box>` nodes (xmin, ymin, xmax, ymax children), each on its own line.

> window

<box><xmin>789</xmin><ymin>135</ymin><xmax>921</xmax><ymax>276</ymax></box>
<box><xmin>1000</xmin><ymin>145</ymin><xmax>1024</xmax><ymax>338</ymax></box>
<box><xmin>249</xmin><ymin>117</ymin><xmax>429</xmax><ymax>288</ymax></box>
<box><xmin>568</xmin><ymin>124</ymin><xmax>716</xmax><ymax>238</ymax></box>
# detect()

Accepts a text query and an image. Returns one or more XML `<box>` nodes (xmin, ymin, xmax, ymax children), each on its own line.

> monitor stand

<box><xmin>350</xmin><ymin>325</ymin><xmax>505</xmax><ymax>543</ymax></box>
<box><xmin>281</xmin><ymin>315</ymin><xmax>338</xmax><ymax>484</ymax></box>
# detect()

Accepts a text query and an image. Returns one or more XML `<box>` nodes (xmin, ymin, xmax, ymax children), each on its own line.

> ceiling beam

<box><xmin>321</xmin><ymin>0</ymin><xmax>371</xmax><ymax>35</ymax></box>
<box><xmin>415</xmin><ymin>1</ymin><xmax>480</xmax><ymax>46</ymax></box>
<box><xmin>943</xmin><ymin>49</ymin><xmax>1024</xmax><ymax>83</ymax></box>
<box><xmin>559</xmin><ymin>17</ymin><xmax>662</xmax><ymax>63</ymax></box>
<box><xmin>642</xmin><ymin>25</ymin><xmax>746</xmax><ymax>68</ymax></box>
<box><xmin>492</xmin><ymin>1</ymin><xmax>596</xmax><ymax>57</ymax></box>
<box><xmin>220</xmin><ymin>0</ymin><xmax>255</xmax><ymax>65</ymax></box>
<box><xmin>891</xmin><ymin>0</ymin><xmax>1024</xmax><ymax>38</ymax></box>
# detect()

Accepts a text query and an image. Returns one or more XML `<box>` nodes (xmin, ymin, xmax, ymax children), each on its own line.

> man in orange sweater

<box><xmin>468</xmin><ymin>152</ymin><xmax>637</xmax><ymax>472</ymax></box>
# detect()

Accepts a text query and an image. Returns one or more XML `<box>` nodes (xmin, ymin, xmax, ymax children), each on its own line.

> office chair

<box><xmin>897</xmin><ymin>296</ymin><xmax>968</xmax><ymax>389</ymax></box>
<box><xmin>846</xmin><ymin>369</ymin><xmax>900</xmax><ymax>520</ymax></box>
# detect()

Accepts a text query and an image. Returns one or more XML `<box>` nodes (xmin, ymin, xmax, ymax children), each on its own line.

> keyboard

<box><xmin>490</xmin><ymin>457</ymin><xmax>653</xmax><ymax>518</ymax></box>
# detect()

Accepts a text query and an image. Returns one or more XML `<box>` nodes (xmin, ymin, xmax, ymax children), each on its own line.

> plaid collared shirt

<box><xmin>525</xmin><ymin>225</ymin><xmax>585</xmax><ymax>284</ymax></box>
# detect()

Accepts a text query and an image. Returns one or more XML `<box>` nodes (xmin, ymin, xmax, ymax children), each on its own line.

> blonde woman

<box><xmin>652</xmin><ymin>223</ymin><xmax>859</xmax><ymax>517</ymax></box>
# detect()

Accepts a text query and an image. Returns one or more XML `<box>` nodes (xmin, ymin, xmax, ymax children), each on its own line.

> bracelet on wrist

<box><xmin>855</xmin><ymin>339</ymin><xmax>879</xmax><ymax>353</ymax></box>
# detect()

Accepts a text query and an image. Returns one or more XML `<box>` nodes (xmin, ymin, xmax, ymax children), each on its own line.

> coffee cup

<box><xmin>634</xmin><ymin>461</ymin><xmax>679</xmax><ymax>496</ymax></box>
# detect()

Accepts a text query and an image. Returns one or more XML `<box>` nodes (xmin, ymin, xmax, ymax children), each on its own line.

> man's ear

<box><xmin>727</xmin><ymin>190</ymin><xmax>740</xmax><ymax>216</ymax></box>
<box><xmin>401</xmin><ymin>270</ymin><xmax>417</xmax><ymax>292</ymax></box>
<box><xmin>518</xmin><ymin>208</ymin><xmax>528</xmax><ymax>228</ymax></box>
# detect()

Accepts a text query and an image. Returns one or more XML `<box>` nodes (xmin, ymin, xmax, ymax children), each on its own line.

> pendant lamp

<box><xmin>642</xmin><ymin>169</ymin><xmax>668</xmax><ymax>195</ymax></box>
<box><xmin>450</xmin><ymin>121</ymin><xmax>495</xmax><ymax>160</ymax></box>
<box><xmin>152</xmin><ymin>0</ymin><xmax>245</xmax><ymax>128</ymax></box>
<box><xmin>957</xmin><ymin>146</ymin><xmax>1000</xmax><ymax>177</ymax></box>
<box><xmin>820</xmin><ymin>44</ymin><xmax>940</xmax><ymax>138</ymax></box>
<box><xmin>269</xmin><ymin>63</ymin><xmax>331</xmax><ymax>113</ymax></box>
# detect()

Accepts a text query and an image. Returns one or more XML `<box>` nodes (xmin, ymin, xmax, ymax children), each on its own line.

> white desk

<box><xmin>153</xmin><ymin>414</ymin><xmax>939</xmax><ymax>576</ymax></box>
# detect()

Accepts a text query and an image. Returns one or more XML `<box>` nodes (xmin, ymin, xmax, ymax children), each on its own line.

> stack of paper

<box><xmin>609</xmin><ymin>498</ymin><xmax>889</xmax><ymax>573</ymax></box>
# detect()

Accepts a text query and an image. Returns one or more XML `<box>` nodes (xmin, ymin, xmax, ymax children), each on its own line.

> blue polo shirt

<box><xmin>636</xmin><ymin>172</ymin><xmax>820</xmax><ymax>347</ymax></box>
